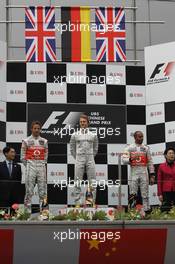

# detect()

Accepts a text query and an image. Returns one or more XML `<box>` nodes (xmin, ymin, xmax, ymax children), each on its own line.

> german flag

<box><xmin>61</xmin><ymin>7</ymin><xmax>91</xmax><ymax>62</ymax></box>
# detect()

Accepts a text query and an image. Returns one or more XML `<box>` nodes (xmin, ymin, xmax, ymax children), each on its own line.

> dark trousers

<box><xmin>161</xmin><ymin>192</ymin><xmax>175</xmax><ymax>212</ymax></box>
<box><xmin>0</xmin><ymin>182</ymin><xmax>22</xmax><ymax>209</ymax></box>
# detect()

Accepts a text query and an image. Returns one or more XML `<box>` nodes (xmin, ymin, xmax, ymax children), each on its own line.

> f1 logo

<box><xmin>42</xmin><ymin>111</ymin><xmax>83</xmax><ymax>130</ymax></box>
<box><xmin>150</xmin><ymin>62</ymin><xmax>175</xmax><ymax>79</ymax></box>
<box><xmin>150</xmin><ymin>63</ymin><xmax>164</xmax><ymax>79</ymax></box>
<box><xmin>42</xmin><ymin>112</ymin><xmax>65</xmax><ymax>129</ymax></box>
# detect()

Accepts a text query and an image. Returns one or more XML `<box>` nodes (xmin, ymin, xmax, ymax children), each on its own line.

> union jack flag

<box><xmin>25</xmin><ymin>6</ymin><xmax>56</xmax><ymax>62</ymax></box>
<box><xmin>95</xmin><ymin>7</ymin><xmax>126</xmax><ymax>62</ymax></box>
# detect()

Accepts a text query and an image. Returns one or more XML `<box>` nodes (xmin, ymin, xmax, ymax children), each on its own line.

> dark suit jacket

<box><xmin>0</xmin><ymin>161</ymin><xmax>22</xmax><ymax>207</ymax></box>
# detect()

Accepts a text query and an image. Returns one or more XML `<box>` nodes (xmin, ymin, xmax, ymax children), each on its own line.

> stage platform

<box><xmin>1</xmin><ymin>219</ymin><xmax>175</xmax><ymax>225</ymax></box>
<box><xmin>0</xmin><ymin>220</ymin><xmax>175</xmax><ymax>264</ymax></box>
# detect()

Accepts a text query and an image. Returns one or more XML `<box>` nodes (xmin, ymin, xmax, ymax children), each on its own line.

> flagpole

<box><xmin>5</xmin><ymin>5</ymin><xmax>138</xmax><ymax>10</ymax></box>
<box><xmin>133</xmin><ymin>0</ymin><xmax>137</xmax><ymax>65</ymax></box>
<box><xmin>0</xmin><ymin>20</ymin><xmax>165</xmax><ymax>24</ymax></box>
<box><xmin>6</xmin><ymin>59</ymin><xmax>142</xmax><ymax>63</ymax></box>
<box><xmin>6</xmin><ymin>0</ymin><xmax>9</xmax><ymax>61</ymax></box>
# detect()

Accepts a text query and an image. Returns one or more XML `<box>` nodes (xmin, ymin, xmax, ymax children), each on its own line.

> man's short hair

<box><xmin>31</xmin><ymin>121</ymin><xmax>42</xmax><ymax>129</ymax></box>
<box><xmin>3</xmin><ymin>146</ymin><xmax>13</xmax><ymax>156</ymax></box>
<box><xmin>134</xmin><ymin>131</ymin><xmax>143</xmax><ymax>138</ymax></box>
<box><xmin>79</xmin><ymin>114</ymin><xmax>89</xmax><ymax>123</ymax></box>
<box><xmin>164</xmin><ymin>147</ymin><xmax>175</xmax><ymax>156</ymax></box>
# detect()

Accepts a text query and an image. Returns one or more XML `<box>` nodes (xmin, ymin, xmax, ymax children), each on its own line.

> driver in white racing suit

<box><xmin>122</xmin><ymin>131</ymin><xmax>155</xmax><ymax>212</ymax></box>
<box><xmin>21</xmin><ymin>121</ymin><xmax>48</xmax><ymax>213</ymax></box>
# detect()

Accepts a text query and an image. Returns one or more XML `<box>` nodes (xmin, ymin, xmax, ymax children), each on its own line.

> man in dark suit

<box><xmin>0</xmin><ymin>147</ymin><xmax>22</xmax><ymax>211</ymax></box>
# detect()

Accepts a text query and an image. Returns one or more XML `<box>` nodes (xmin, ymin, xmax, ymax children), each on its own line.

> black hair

<box><xmin>134</xmin><ymin>131</ymin><xmax>143</xmax><ymax>138</ymax></box>
<box><xmin>3</xmin><ymin>146</ymin><xmax>13</xmax><ymax>156</ymax></box>
<box><xmin>164</xmin><ymin>147</ymin><xmax>175</xmax><ymax>156</ymax></box>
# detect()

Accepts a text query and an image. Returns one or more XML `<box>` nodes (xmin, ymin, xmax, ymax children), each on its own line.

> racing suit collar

<box><xmin>80</xmin><ymin>128</ymin><xmax>89</xmax><ymax>134</ymax></box>
<box><xmin>31</xmin><ymin>134</ymin><xmax>40</xmax><ymax>140</ymax></box>
<box><xmin>135</xmin><ymin>142</ymin><xmax>143</xmax><ymax>147</ymax></box>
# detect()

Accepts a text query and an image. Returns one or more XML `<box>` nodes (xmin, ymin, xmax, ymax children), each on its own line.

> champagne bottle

<box><xmin>85</xmin><ymin>187</ymin><xmax>93</xmax><ymax>207</ymax></box>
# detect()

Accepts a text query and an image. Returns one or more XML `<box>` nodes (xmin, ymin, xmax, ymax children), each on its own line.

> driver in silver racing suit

<box><xmin>70</xmin><ymin>114</ymin><xmax>98</xmax><ymax>207</ymax></box>
<box><xmin>122</xmin><ymin>131</ymin><xmax>155</xmax><ymax>212</ymax></box>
